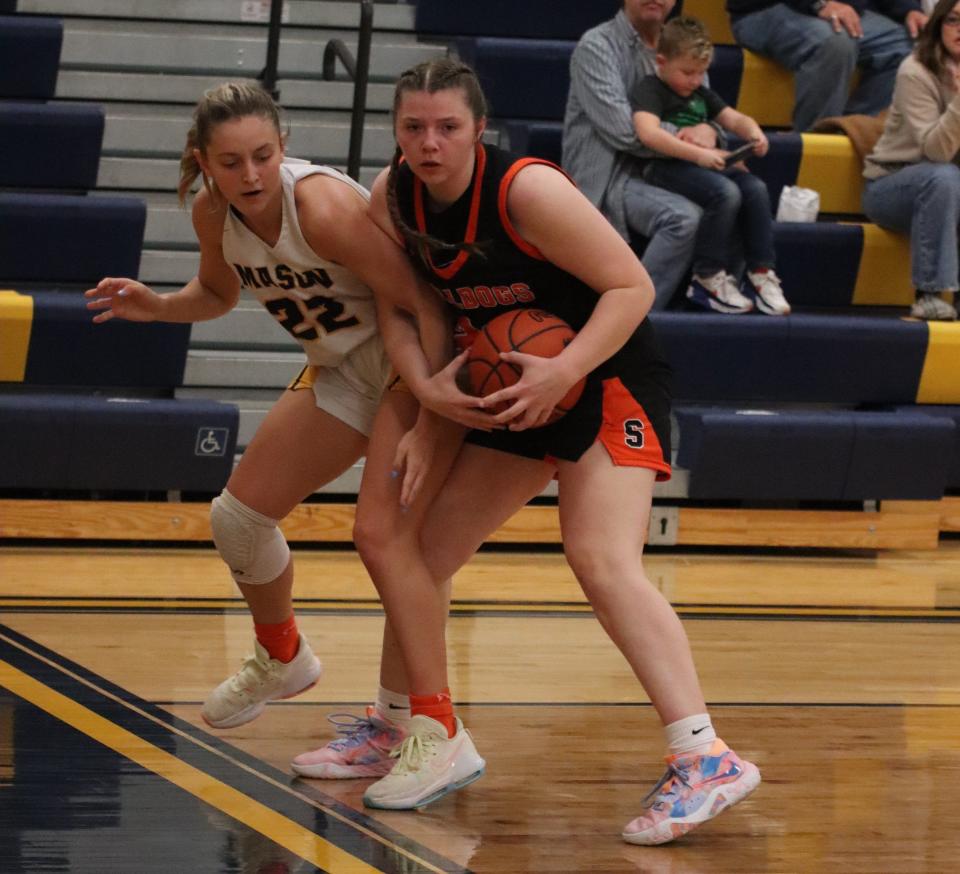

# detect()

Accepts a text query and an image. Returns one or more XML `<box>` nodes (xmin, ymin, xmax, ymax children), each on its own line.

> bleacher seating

<box><xmin>0</xmin><ymin>0</ymin><xmax>955</xmax><ymax>530</ymax></box>
<box><xmin>0</xmin><ymin>193</ymin><xmax>145</xmax><ymax>281</ymax></box>
<box><xmin>0</xmin><ymin>9</ymin><xmax>237</xmax><ymax>496</ymax></box>
<box><xmin>0</xmin><ymin>290</ymin><xmax>190</xmax><ymax>387</ymax></box>
<box><xmin>0</xmin><ymin>394</ymin><xmax>237</xmax><ymax>492</ymax></box>
<box><xmin>674</xmin><ymin>407</ymin><xmax>954</xmax><ymax>501</ymax></box>
<box><xmin>650</xmin><ymin>313</ymin><xmax>937</xmax><ymax>405</ymax></box>
<box><xmin>0</xmin><ymin>14</ymin><xmax>61</xmax><ymax>98</ymax></box>
<box><xmin>435</xmin><ymin>2</ymin><xmax>960</xmax><ymax>506</ymax></box>
<box><xmin>0</xmin><ymin>102</ymin><xmax>104</xmax><ymax>190</ymax></box>
<box><xmin>415</xmin><ymin>0</ymin><xmax>618</xmax><ymax>40</ymax></box>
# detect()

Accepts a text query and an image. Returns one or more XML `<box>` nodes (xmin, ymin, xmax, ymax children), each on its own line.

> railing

<box><xmin>322</xmin><ymin>0</ymin><xmax>374</xmax><ymax>181</ymax></box>
<box><xmin>258</xmin><ymin>0</ymin><xmax>374</xmax><ymax>182</ymax></box>
<box><xmin>259</xmin><ymin>0</ymin><xmax>284</xmax><ymax>100</ymax></box>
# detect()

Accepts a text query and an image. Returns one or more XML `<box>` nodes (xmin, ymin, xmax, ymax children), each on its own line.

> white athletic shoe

<box><xmin>745</xmin><ymin>269</ymin><xmax>791</xmax><ymax>316</ymax></box>
<box><xmin>685</xmin><ymin>271</ymin><xmax>754</xmax><ymax>314</ymax></box>
<box><xmin>910</xmin><ymin>292</ymin><xmax>957</xmax><ymax>321</ymax></box>
<box><xmin>362</xmin><ymin>715</ymin><xmax>486</xmax><ymax>810</ymax></box>
<box><xmin>202</xmin><ymin>635</ymin><xmax>321</xmax><ymax>729</ymax></box>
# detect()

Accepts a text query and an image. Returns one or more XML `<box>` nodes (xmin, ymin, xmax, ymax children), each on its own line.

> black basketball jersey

<box><xmin>394</xmin><ymin>144</ymin><xmax>668</xmax><ymax>376</ymax></box>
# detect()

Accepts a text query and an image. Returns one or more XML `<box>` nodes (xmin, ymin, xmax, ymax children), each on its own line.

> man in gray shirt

<box><xmin>563</xmin><ymin>0</ymin><xmax>708</xmax><ymax>309</ymax></box>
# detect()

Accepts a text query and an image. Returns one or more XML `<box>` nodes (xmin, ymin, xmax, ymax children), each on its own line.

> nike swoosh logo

<box><xmin>387</xmin><ymin>703</ymin><xmax>407</xmax><ymax>709</ymax></box>
<box><xmin>691</xmin><ymin>726</ymin><xmax>710</xmax><ymax>735</ymax></box>
<box><xmin>702</xmin><ymin>763</ymin><xmax>742</xmax><ymax>786</ymax></box>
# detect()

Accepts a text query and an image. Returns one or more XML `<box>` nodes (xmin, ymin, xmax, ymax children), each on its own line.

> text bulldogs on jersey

<box><xmin>439</xmin><ymin>282</ymin><xmax>535</xmax><ymax>309</ymax></box>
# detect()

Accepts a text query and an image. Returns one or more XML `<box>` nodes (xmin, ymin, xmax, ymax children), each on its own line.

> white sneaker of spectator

<box><xmin>745</xmin><ymin>269</ymin><xmax>791</xmax><ymax>316</ymax></box>
<box><xmin>685</xmin><ymin>271</ymin><xmax>754</xmax><ymax>314</ymax></box>
<box><xmin>910</xmin><ymin>291</ymin><xmax>957</xmax><ymax>322</ymax></box>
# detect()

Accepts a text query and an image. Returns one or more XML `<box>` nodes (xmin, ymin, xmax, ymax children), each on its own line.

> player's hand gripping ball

<box><xmin>464</xmin><ymin>308</ymin><xmax>586</xmax><ymax>425</ymax></box>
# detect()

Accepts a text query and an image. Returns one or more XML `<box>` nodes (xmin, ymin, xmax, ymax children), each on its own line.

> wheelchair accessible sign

<box><xmin>195</xmin><ymin>427</ymin><xmax>229</xmax><ymax>457</ymax></box>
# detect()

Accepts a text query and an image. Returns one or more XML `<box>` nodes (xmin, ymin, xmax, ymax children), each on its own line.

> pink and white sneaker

<box><xmin>291</xmin><ymin>707</ymin><xmax>406</xmax><ymax>779</ymax></box>
<box><xmin>622</xmin><ymin>739</ymin><xmax>761</xmax><ymax>845</ymax></box>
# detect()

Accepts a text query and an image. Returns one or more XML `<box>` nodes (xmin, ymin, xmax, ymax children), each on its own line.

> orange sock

<box><xmin>410</xmin><ymin>688</ymin><xmax>456</xmax><ymax>738</ymax></box>
<box><xmin>254</xmin><ymin>614</ymin><xmax>299</xmax><ymax>663</ymax></box>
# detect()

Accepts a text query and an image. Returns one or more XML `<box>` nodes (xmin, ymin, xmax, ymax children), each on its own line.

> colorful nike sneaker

<box><xmin>291</xmin><ymin>707</ymin><xmax>405</xmax><ymax>779</ymax></box>
<box><xmin>622</xmin><ymin>739</ymin><xmax>761</xmax><ymax>845</ymax></box>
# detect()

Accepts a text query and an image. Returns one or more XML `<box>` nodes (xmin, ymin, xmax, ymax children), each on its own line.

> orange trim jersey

<box><xmin>395</xmin><ymin>144</ymin><xmax>672</xmax><ymax>478</ymax></box>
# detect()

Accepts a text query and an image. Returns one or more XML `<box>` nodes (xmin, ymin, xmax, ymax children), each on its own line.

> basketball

<box><xmin>464</xmin><ymin>308</ymin><xmax>586</xmax><ymax>424</ymax></box>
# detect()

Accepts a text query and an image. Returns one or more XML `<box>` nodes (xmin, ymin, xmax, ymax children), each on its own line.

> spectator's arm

<box><xmin>634</xmin><ymin>111</ymin><xmax>727</xmax><ymax>168</ymax></box>
<box><xmin>715</xmin><ymin>107</ymin><xmax>770</xmax><ymax>157</ymax></box>
<box><xmin>715</xmin><ymin>107</ymin><xmax>761</xmax><ymax>141</ymax></box>
<box><xmin>898</xmin><ymin>65</ymin><xmax>960</xmax><ymax>162</ymax></box>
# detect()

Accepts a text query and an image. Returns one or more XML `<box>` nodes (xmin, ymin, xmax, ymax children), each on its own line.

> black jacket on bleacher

<box><xmin>725</xmin><ymin>0</ymin><xmax>921</xmax><ymax>22</ymax></box>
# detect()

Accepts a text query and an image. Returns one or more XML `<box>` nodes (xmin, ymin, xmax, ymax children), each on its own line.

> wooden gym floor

<box><xmin>1</xmin><ymin>542</ymin><xmax>959</xmax><ymax>873</ymax></box>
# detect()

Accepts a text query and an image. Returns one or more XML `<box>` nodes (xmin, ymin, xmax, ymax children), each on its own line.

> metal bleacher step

<box><xmin>56</xmin><ymin>17</ymin><xmax>440</xmax><ymax>81</ymax></box>
<box><xmin>182</xmin><ymin>347</ymin><xmax>306</xmax><ymax>389</ymax></box>
<box><xmin>97</xmin><ymin>156</ymin><xmax>381</xmax><ymax>196</ymax></box>
<box><xmin>15</xmin><ymin>0</ymin><xmax>417</xmax><ymax>32</ymax></box>
<box><xmin>98</xmin><ymin>102</ymin><xmax>396</xmax><ymax>163</ymax></box>
<box><xmin>55</xmin><ymin>70</ymin><xmax>397</xmax><ymax>111</ymax></box>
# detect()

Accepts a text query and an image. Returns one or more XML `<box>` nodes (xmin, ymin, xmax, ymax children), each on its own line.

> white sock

<box><xmin>374</xmin><ymin>686</ymin><xmax>410</xmax><ymax>725</ymax></box>
<box><xmin>664</xmin><ymin>713</ymin><xmax>716</xmax><ymax>756</ymax></box>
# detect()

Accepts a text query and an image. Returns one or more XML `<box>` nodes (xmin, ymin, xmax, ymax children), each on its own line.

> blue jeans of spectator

<box><xmin>623</xmin><ymin>175</ymin><xmax>702</xmax><ymax>309</ymax></box>
<box><xmin>731</xmin><ymin>5</ymin><xmax>913</xmax><ymax>131</ymax></box>
<box><xmin>643</xmin><ymin>161</ymin><xmax>775</xmax><ymax>278</ymax></box>
<box><xmin>862</xmin><ymin>163</ymin><xmax>960</xmax><ymax>293</ymax></box>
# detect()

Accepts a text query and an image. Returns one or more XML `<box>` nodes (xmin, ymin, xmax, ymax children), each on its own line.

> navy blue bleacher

<box><xmin>894</xmin><ymin>406</ymin><xmax>960</xmax><ymax>489</ymax></box>
<box><xmin>23</xmin><ymin>291</ymin><xmax>190</xmax><ymax>388</ymax></box>
<box><xmin>455</xmin><ymin>37</ymin><xmax>575</xmax><ymax>121</ymax></box>
<box><xmin>0</xmin><ymin>193</ymin><xmax>145</xmax><ymax>282</ymax></box>
<box><xmin>0</xmin><ymin>103</ymin><xmax>105</xmax><ymax>190</ymax></box>
<box><xmin>675</xmin><ymin>407</ymin><xmax>955</xmax><ymax>501</ymax></box>
<box><xmin>0</xmin><ymin>10</ymin><xmax>239</xmax><ymax>498</ymax></box>
<box><xmin>0</xmin><ymin>395</ymin><xmax>238</xmax><ymax>492</ymax></box>
<box><xmin>650</xmin><ymin>313</ymin><xmax>927</xmax><ymax>405</ymax></box>
<box><xmin>416</xmin><ymin>0</ymin><xmax>618</xmax><ymax>40</ymax></box>
<box><xmin>0</xmin><ymin>15</ymin><xmax>62</xmax><ymax>99</ymax></box>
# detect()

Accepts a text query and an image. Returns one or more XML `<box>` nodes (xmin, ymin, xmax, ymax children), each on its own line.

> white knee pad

<box><xmin>210</xmin><ymin>489</ymin><xmax>290</xmax><ymax>585</ymax></box>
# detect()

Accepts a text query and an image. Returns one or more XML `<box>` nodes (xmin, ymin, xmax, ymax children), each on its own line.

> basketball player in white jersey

<box><xmin>85</xmin><ymin>82</ymin><xmax>493</xmax><ymax>737</ymax></box>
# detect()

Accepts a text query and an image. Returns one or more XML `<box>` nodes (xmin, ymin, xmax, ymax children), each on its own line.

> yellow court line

<box><xmin>0</xmin><ymin>660</ymin><xmax>382</xmax><ymax>874</ymax></box>
<box><xmin>0</xmin><ymin>633</ymin><xmax>447</xmax><ymax>874</ymax></box>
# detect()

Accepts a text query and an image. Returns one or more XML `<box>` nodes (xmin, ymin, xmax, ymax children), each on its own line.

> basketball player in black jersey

<box><xmin>310</xmin><ymin>58</ymin><xmax>762</xmax><ymax>845</ymax></box>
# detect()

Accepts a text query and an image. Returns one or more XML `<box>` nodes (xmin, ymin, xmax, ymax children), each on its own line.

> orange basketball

<box><xmin>464</xmin><ymin>308</ymin><xmax>586</xmax><ymax>425</ymax></box>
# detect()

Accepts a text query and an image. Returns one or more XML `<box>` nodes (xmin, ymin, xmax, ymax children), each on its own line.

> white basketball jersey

<box><xmin>221</xmin><ymin>158</ymin><xmax>378</xmax><ymax>367</ymax></box>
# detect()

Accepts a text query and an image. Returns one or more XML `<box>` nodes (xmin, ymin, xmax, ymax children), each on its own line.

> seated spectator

<box><xmin>563</xmin><ymin>0</ymin><xmax>705</xmax><ymax>310</ymax></box>
<box><xmin>632</xmin><ymin>17</ymin><xmax>792</xmax><ymax>315</ymax></box>
<box><xmin>727</xmin><ymin>1</ymin><xmax>928</xmax><ymax>132</ymax></box>
<box><xmin>862</xmin><ymin>0</ymin><xmax>960</xmax><ymax>321</ymax></box>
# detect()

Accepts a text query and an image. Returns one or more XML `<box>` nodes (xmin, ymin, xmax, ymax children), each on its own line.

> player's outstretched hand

<box><xmin>484</xmin><ymin>351</ymin><xmax>575</xmax><ymax>431</ymax></box>
<box><xmin>419</xmin><ymin>349</ymin><xmax>500</xmax><ymax>431</ymax></box>
<box><xmin>85</xmin><ymin>278</ymin><xmax>163</xmax><ymax>323</ymax></box>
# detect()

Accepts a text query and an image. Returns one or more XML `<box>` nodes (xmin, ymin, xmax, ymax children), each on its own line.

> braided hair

<box><xmin>386</xmin><ymin>59</ymin><xmax>490</xmax><ymax>272</ymax></box>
